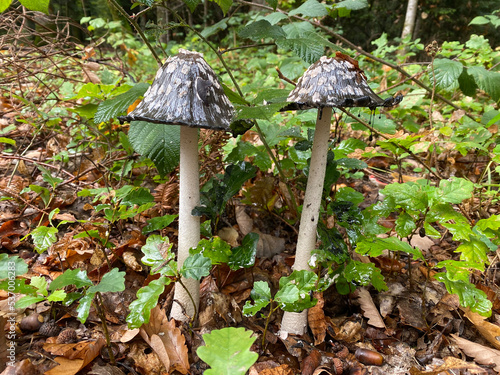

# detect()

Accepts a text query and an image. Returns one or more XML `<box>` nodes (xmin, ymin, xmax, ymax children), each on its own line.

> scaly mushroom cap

<box><xmin>287</xmin><ymin>52</ymin><xmax>403</xmax><ymax>110</ymax></box>
<box><xmin>120</xmin><ymin>49</ymin><xmax>234</xmax><ymax>130</ymax></box>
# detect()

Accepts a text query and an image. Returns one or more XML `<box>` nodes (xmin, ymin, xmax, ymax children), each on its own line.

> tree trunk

<box><xmin>401</xmin><ymin>0</ymin><xmax>418</xmax><ymax>39</ymax></box>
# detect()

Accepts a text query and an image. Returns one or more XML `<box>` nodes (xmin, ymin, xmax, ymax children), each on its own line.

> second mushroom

<box><xmin>281</xmin><ymin>52</ymin><xmax>402</xmax><ymax>337</ymax></box>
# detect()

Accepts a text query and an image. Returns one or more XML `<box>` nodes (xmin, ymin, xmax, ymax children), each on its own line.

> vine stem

<box><xmin>95</xmin><ymin>292</ymin><xmax>116</xmax><ymax>365</ymax></box>
<box><xmin>108</xmin><ymin>0</ymin><xmax>163</xmax><ymax>66</ymax></box>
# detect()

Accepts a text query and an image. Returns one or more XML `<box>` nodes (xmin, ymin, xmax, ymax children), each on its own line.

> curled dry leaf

<box><xmin>256</xmin><ymin>363</ymin><xmax>294</xmax><ymax>375</ymax></box>
<box><xmin>308</xmin><ymin>292</ymin><xmax>326</xmax><ymax>346</ymax></box>
<box><xmin>218</xmin><ymin>226</ymin><xmax>239</xmax><ymax>247</ymax></box>
<box><xmin>139</xmin><ymin>305</ymin><xmax>190</xmax><ymax>374</ymax></box>
<box><xmin>451</xmin><ymin>334</ymin><xmax>500</xmax><ymax>372</ymax></box>
<box><xmin>357</xmin><ymin>288</ymin><xmax>386</xmax><ymax>329</ymax></box>
<box><xmin>44</xmin><ymin>338</ymin><xmax>105</xmax><ymax>375</ymax></box>
<box><xmin>122</xmin><ymin>251</ymin><xmax>142</xmax><ymax>272</ymax></box>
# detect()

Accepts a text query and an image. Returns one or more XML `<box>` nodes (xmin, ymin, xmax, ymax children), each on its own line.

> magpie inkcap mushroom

<box><xmin>285</xmin><ymin>52</ymin><xmax>403</xmax><ymax>111</ymax></box>
<box><xmin>118</xmin><ymin>48</ymin><xmax>234</xmax><ymax>130</ymax></box>
<box><xmin>119</xmin><ymin>49</ymin><xmax>235</xmax><ymax>322</ymax></box>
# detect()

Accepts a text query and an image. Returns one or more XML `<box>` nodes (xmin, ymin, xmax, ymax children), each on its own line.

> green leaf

<box><xmin>197</xmin><ymin>327</ymin><xmax>258</xmax><ymax>375</ymax></box>
<box><xmin>30</xmin><ymin>276</ymin><xmax>48</xmax><ymax>297</ymax></box>
<box><xmin>381</xmin><ymin>182</ymin><xmax>428</xmax><ymax>212</ymax></box>
<box><xmin>0</xmin><ymin>137</ymin><xmax>15</xmax><ymax>145</ymax></box>
<box><xmin>15</xmin><ymin>296</ymin><xmax>45</xmax><ymax>309</ymax></box>
<box><xmin>467</xmin><ymin>66</ymin><xmax>500</xmax><ymax>102</ymax></box>
<box><xmin>432</xmin><ymin>58</ymin><xmax>463</xmax><ymax>90</ymax></box>
<box><xmin>357</xmin><ymin>236</ymin><xmax>424</xmax><ymax>260</ymax></box>
<box><xmin>183</xmin><ymin>0</ymin><xmax>201</xmax><ymax>12</ymax></box>
<box><xmin>127</xmin><ymin>277</ymin><xmax>170</xmax><ymax>328</ymax></box>
<box><xmin>0</xmin><ymin>254</ymin><xmax>28</xmax><ymax>279</ymax></box>
<box><xmin>336</xmin><ymin>158</ymin><xmax>367</xmax><ymax>170</ymax></box>
<box><xmin>235</xmin><ymin>103</ymin><xmax>285</xmax><ymax>120</ymax></box>
<box><xmin>28</xmin><ymin>184</ymin><xmax>50</xmax><ymax>206</ymax></box>
<box><xmin>458</xmin><ymin>68</ymin><xmax>478</xmax><ymax>97</ymax></box>
<box><xmin>140</xmin><ymin>235</ymin><xmax>177</xmax><ymax>276</ymax></box>
<box><xmin>116</xmin><ymin>186</ymin><xmax>154</xmax><ymax>206</ymax></box>
<box><xmin>95</xmin><ymin>83</ymin><xmax>149</xmax><ymax>124</ymax></box>
<box><xmin>88</xmin><ymin>268</ymin><xmax>125</xmax><ymax>294</ymax></box>
<box><xmin>276</xmin><ymin>270</ymin><xmax>318</xmax><ymax>312</ymax></box>
<box><xmin>0</xmin><ymin>0</ymin><xmax>12</xmax><ymax>13</ymax></box>
<box><xmin>191</xmin><ymin>237</ymin><xmax>232</xmax><ymax>264</ymax></box>
<box><xmin>128</xmin><ymin>121</ymin><xmax>180</xmax><ymax>176</ymax></box>
<box><xmin>395</xmin><ymin>212</ymin><xmax>416</xmax><ymax>238</ymax></box>
<box><xmin>76</xmin><ymin>293</ymin><xmax>93</xmax><ymax>323</ymax></box>
<box><xmin>437</xmin><ymin>177</ymin><xmax>474</xmax><ymax>204</ymax></box>
<box><xmin>456</xmin><ymin>238</ymin><xmax>489</xmax><ymax>267</ymax></box>
<box><xmin>142</xmin><ymin>215</ymin><xmax>178</xmax><ymax>234</ymax></box>
<box><xmin>276</xmin><ymin>37</ymin><xmax>324</xmax><ymax>64</ymax></box>
<box><xmin>434</xmin><ymin>272</ymin><xmax>492</xmax><ymax>317</ymax></box>
<box><xmin>201</xmin><ymin>18</ymin><xmax>228</xmax><ymax>38</ymax></box>
<box><xmin>228</xmin><ymin>233</ymin><xmax>258</xmax><ymax>270</ymax></box>
<box><xmin>344</xmin><ymin>260</ymin><xmax>387</xmax><ymax>291</ymax></box>
<box><xmin>0</xmin><ymin>279</ymin><xmax>36</xmax><ymax>295</ymax></box>
<box><xmin>210</xmin><ymin>0</ymin><xmax>232</xmax><ymax>15</ymax></box>
<box><xmin>223</xmin><ymin>162</ymin><xmax>257</xmax><ymax>201</ymax></box>
<box><xmin>238</xmin><ymin>20</ymin><xmax>286</xmax><ymax>41</ymax></box>
<box><xmin>336</xmin><ymin>187</ymin><xmax>365</xmax><ymax>206</ymax></box>
<box><xmin>49</xmin><ymin>269</ymin><xmax>93</xmax><ymax>291</ymax></box>
<box><xmin>19</xmin><ymin>0</ymin><xmax>49</xmax><ymax>13</ymax></box>
<box><xmin>335</xmin><ymin>0</ymin><xmax>368</xmax><ymax>11</ymax></box>
<box><xmin>180</xmin><ymin>253</ymin><xmax>211</xmax><ymax>280</ymax></box>
<box><xmin>289</xmin><ymin>0</ymin><xmax>328</xmax><ymax>17</ymax></box>
<box><xmin>30</xmin><ymin>226</ymin><xmax>58</xmax><ymax>254</ymax></box>
<box><xmin>265</xmin><ymin>0</ymin><xmax>278</xmax><ymax>10</ymax></box>
<box><xmin>47</xmin><ymin>289</ymin><xmax>67</xmax><ymax>302</ymax></box>
<box><xmin>242</xmin><ymin>281</ymin><xmax>271</xmax><ymax>316</ymax></box>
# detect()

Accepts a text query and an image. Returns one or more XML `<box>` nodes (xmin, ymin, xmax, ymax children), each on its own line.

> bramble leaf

<box><xmin>31</xmin><ymin>226</ymin><xmax>58</xmax><ymax>254</ymax></box>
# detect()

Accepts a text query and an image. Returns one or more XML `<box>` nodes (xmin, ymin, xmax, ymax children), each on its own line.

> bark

<box><xmin>401</xmin><ymin>0</ymin><xmax>418</xmax><ymax>39</ymax></box>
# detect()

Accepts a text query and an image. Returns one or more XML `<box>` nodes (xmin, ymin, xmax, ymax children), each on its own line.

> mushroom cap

<box><xmin>119</xmin><ymin>49</ymin><xmax>234</xmax><ymax>130</ymax></box>
<box><xmin>287</xmin><ymin>53</ymin><xmax>402</xmax><ymax>110</ymax></box>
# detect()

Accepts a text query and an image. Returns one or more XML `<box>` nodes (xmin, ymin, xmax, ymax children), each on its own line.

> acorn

<box><xmin>19</xmin><ymin>313</ymin><xmax>44</xmax><ymax>332</ymax></box>
<box><xmin>56</xmin><ymin>328</ymin><xmax>77</xmax><ymax>344</ymax></box>
<box><xmin>39</xmin><ymin>320</ymin><xmax>61</xmax><ymax>337</ymax></box>
<box><xmin>354</xmin><ymin>348</ymin><xmax>384</xmax><ymax>366</ymax></box>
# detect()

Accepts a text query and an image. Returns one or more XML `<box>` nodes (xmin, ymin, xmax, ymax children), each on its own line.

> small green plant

<box><xmin>243</xmin><ymin>270</ymin><xmax>318</xmax><ymax>345</ymax></box>
<box><xmin>196</xmin><ymin>327</ymin><xmax>258</xmax><ymax>375</ymax></box>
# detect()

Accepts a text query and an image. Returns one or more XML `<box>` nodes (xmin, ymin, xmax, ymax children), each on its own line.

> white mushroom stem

<box><xmin>170</xmin><ymin>125</ymin><xmax>200</xmax><ymax>322</ymax></box>
<box><xmin>280</xmin><ymin>106</ymin><xmax>332</xmax><ymax>337</ymax></box>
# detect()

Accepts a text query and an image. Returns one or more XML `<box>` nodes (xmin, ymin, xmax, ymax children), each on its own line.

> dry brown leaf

<box><xmin>257</xmin><ymin>364</ymin><xmax>294</xmax><ymax>375</ymax></box>
<box><xmin>302</xmin><ymin>350</ymin><xmax>321</xmax><ymax>375</ymax></box>
<box><xmin>357</xmin><ymin>288</ymin><xmax>386</xmax><ymax>329</ymax></box>
<box><xmin>451</xmin><ymin>334</ymin><xmax>500</xmax><ymax>372</ymax></box>
<box><xmin>44</xmin><ymin>338</ymin><xmax>105</xmax><ymax>375</ymax></box>
<box><xmin>235</xmin><ymin>206</ymin><xmax>254</xmax><ymax>236</ymax></box>
<box><xmin>120</xmin><ymin>328</ymin><xmax>140</xmax><ymax>343</ymax></box>
<box><xmin>218</xmin><ymin>226</ymin><xmax>239</xmax><ymax>247</ymax></box>
<box><xmin>464</xmin><ymin>309</ymin><xmax>500</xmax><ymax>350</ymax></box>
<box><xmin>88</xmin><ymin>363</ymin><xmax>125</xmax><ymax>375</ymax></box>
<box><xmin>122</xmin><ymin>251</ymin><xmax>142</xmax><ymax>272</ymax></box>
<box><xmin>308</xmin><ymin>292</ymin><xmax>326</xmax><ymax>346</ymax></box>
<box><xmin>255</xmin><ymin>230</ymin><xmax>285</xmax><ymax>258</ymax></box>
<box><xmin>140</xmin><ymin>306</ymin><xmax>189</xmax><ymax>374</ymax></box>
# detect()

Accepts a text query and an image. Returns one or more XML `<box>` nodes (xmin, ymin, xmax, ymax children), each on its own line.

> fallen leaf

<box><xmin>44</xmin><ymin>338</ymin><xmax>105</xmax><ymax>375</ymax></box>
<box><xmin>88</xmin><ymin>363</ymin><xmax>125</xmax><ymax>375</ymax></box>
<box><xmin>358</xmin><ymin>288</ymin><xmax>385</xmax><ymax>329</ymax></box>
<box><xmin>451</xmin><ymin>334</ymin><xmax>500</xmax><ymax>372</ymax></box>
<box><xmin>120</xmin><ymin>328</ymin><xmax>140</xmax><ymax>343</ymax></box>
<box><xmin>308</xmin><ymin>292</ymin><xmax>326</xmax><ymax>346</ymax></box>
<box><xmin>302</xmin><ymin>349</ymin><xmax>321</xmax><ymax>375</ymax></box>
<box><xmin>235</xmin><ymin>206</ymin><xmax>254</xmax><ymax>236</ymax></box>
<box><xmin>140</xmin><ymin>306</ymin><xmax>190</xmax><ymax>374</ymax></box>
<box><xmin>464</xmin><ymin>309</ymin><xmax>500</xmax><ymax>350</ymax></box>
